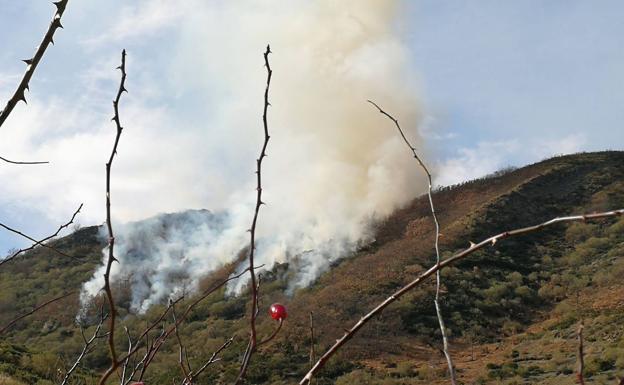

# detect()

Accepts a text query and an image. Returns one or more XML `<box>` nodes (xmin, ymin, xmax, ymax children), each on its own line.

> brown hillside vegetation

<box><xmin>1</xmin><ymin>150</ymin><xmax>623</xmax><ymax>384</ymax></box>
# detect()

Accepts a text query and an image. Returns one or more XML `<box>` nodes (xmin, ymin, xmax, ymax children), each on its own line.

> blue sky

<box><xmin>404</xmin><ymin>1</ymin><xmax>624</xmax><ymax>165</ymax></box>
<box><xmin>1</xmin><ymin>0</ymin><xmax>623</xmax><ymax>254</ymax></box>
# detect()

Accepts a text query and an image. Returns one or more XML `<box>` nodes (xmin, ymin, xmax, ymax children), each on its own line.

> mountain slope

<box><xmin>1</xmin><ymin>151</ymin><xmax>623</xmax><ymax>384</ymax></box>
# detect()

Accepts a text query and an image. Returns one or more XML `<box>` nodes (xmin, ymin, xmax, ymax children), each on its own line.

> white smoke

<box><xmin>80</xmin><ymin>0</ymin><xmax>427</xmax><ymax>311</ymax></box>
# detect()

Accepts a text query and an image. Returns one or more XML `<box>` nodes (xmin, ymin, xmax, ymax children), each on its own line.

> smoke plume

<box><xmin>81</xmin><ymin>0</ymin><xmax>426</xmax><ymax>311</ymax></box>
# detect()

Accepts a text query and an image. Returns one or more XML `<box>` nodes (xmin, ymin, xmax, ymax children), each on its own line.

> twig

<box><xmin>309</xmin><ymin>312</ymin><xmax>316</xmax><ymax>369</ymax></box>
<box><xmin>0</xmin><ymin>203</ymin><xmax>83</xmax><ymax>267</ymax></box>
<box><xmin>120</xmin><ymin>327</ymin><xmax>134</xmax><ymax>385</ymax></box>
<box><xmin>299</xmin><ymin>208</ymin><xmax>624</xmax><ymax>384</ymax></box>
<box><xmin>0</xmin><ymin>291</ymin><xmax>74</xmax><ymax>334</ymax></box>
<box><xmin>172</xmin><ymin>301</ymin><xmax>192</xmax><ymax>384</ymax></box>
<box><xmin>368</xmin><ymin>100</ymin><xmax>457</xmax><ymax>384</ymax></box>
<box><xmin>235</xmin><ymin>44</ymin><xmax>273</xmax><ymax>384</ymax></box>
<box><xmin>101</xmin><ymin>48</ymin><xmax>127</xmax><ymax>378</ymax></box>
<box><xmin>137</xmin><ymin>325</ymin><xmax>167</xmax><ymax>382</ymax></box>
<box><xmin>576</xmin><ymin>321</ymin><xmax>585</xmax><ymax>385</ymax></box>
<box><xmin>97</xmin><ymin>266</ymin><xmax>259</xmax><ymax>385</ymax></box>
<box><xmin>0</xmin><ymin>156</ymin><xmax>48</xmax><ymax>165</ymax></box>
<box><xmin>0</xmin><ymin>0</ymin><xmax>70</xmax><ymax>127</ymax></box>
<box><xmin>61</xmin><ymin>310</ymin><xmax>108</xmax><ymax>385</ymax></box>
<box><xmin>119</xmin><ymin>327</ymin><xmax>164</xmax><ymax>385</ymax></box>
<box><xmin>258</xmin><ymin>318</ymin><xmax>283</xmax><ymax>347</ymax></box>
<box><xmin>180</xmin><ymin>337</ymin><xmax>234</xmax><ymax>385</ymax></box>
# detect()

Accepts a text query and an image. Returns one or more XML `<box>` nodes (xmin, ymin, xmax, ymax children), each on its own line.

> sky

<box><xmin>1</xmin><ymin>0</ymin><xmax>623</xmax><ymax>256</ymax></box>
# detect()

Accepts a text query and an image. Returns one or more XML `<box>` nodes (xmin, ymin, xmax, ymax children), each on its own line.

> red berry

<box><xmin>269</xmin><ymin>303</ymin><xmax>287</xmax><ymax>320</ymax></box>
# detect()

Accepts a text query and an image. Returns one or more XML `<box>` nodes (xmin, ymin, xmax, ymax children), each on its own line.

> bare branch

<box><xmin>137</xmin><ymin>325</ymin><xmax>167</xmax><ymax>382</ymax></box>
<box><xmin>120</xmin><ymin>327</ymin><xmax>134</xmax><ymax>385</ymax></box>
<box><xmin>309</xmin><ymin>312</ymin><xmax>316</xmax><ymax>370</ymax></box>
<box><xmin>0</xmin><ymin>156</ymin><xmax>48</xmax><ymax>165</ymax></box>
<box><xmin>172</xmin><ymin>301</ymin><xmax>192</xmax><ymax>384</ymax></box>
<box><xmin>235</xmin><ymin>43</ymin><xmax>273</xmax><ymax>384</ymax></box>
<box><xmin>576</xmin><ymin>321</ymin><xmax>585</xmax><ymax>385</ymax></box>
<box><xmin>61</xmin><ymin>310</ymin><xmax>108</xmax><ymax>385</ymax></box>
<box><xmin>102</xmin><ymin>48</ymin><xmax>127</xmax><ymax>376</ymax></box>
<box><xmin>257</xmin><ymin>318</ymin><xmax>283</xmax><ymax>347</ymax></box>
<box><xmin>299</xmin><ymin>208</ymin><xmax>624</xmax><ymax>384</ymax></box>
<box><xmin>0</xmin><ymin>203</ymin><xmax>83</xmax><ymax>267</ymax></box>
<box><xmin>0</xmin><ymin>291</ymin><xmax>74</xmax><ymax>334</ymax></box>
<box><xmin>181</xmin><ymin>337</ymin><xmax>234</xmax><ymax>385</ymax></box>
<box><xmin>97</xmin><ymin>266</ymin><xmax>259</xmax><ymax>385</ymax></box>
<box><xmin>135</xmin><ymin>267</ymin><xmax>262</xmax><ymax>380</ymax></box>
<box><xmin>121</xmin><ymin>329</ymin><xmax>152</xmax><ymax>385</ymax></box>
<box><xmin>0</xmin><ymin>0</ymin><xmax>70</xmax><ymax>127</ymax></box>
<box><xmin>368</xmin><ymin>100</ymin><xmax>457</xmax><ymax>383</ymax></box>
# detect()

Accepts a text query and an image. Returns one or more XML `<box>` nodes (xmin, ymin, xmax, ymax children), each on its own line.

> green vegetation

<box><xmin>1</xmin><ymin>151</ymin><xmax>623</xmax><ymax>384</ymax></box>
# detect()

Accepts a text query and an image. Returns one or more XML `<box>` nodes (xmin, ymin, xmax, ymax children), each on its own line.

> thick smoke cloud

<box><xmin>79</xmin><ymin>0</ymin><xmax>427</xmax><ymax>311</ymax></box>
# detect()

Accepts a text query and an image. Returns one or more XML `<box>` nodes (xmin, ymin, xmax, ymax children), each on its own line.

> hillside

<box><xmin>1</xmin><ymin>151</ymin><xmax>623</xmax><ymax>384</ymax></box>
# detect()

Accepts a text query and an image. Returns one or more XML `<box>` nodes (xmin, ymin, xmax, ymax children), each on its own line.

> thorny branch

<box><xmin>102</xmin><ymin>48</ymin><xmax>127</xmax><ymax>377</ymax></box>
<box><xmin>0</xmin><ymin>203</ymin><xmax>83</xmax><ymax>267</ymax></box>
<box><xmin>235</xmin><ymin>44</ymin><xmax>273</xmax><ymax>384</ymax></box>
<box><xmin>0</xmin><ymin>291</ymin><xmax>74</xmax><ymax>335</ymax></box>
<box><xmin>368</xmin><ymin>100</ymin><xmax>457</xmax><ymax>383</ymax></box>
<box><xmin>60</xmin><ymin>310</ymin><xmax>108</xmax><ymax>385</ymax></box>
<box><xmin>299</xmin><ymin>208</ymin><xmax>624</xmax><ymax>384</ymax></box>
<box><xmin>0</xmin><ymin>0</ymin><xmax>70</xmax><ymax>127</ymax></box>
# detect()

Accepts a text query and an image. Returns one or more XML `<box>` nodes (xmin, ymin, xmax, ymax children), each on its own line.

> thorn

<box><xmin>53</xmin><ymin>0</ymin><xmax>66</xmax><ymax>13</ymax></box>
<box><xmin>121</xmin><ymin>86</ymin><xmax>127</xmax><ymax>93</ymax></box>
<box><xmin>469</xmin><ymin>241</ymin><xmax>476</xmax><ymax>248</ymax></box>
<box><xmin>491</xmin><ymin>238</ymin><xmax>497</xmax><ymax>245</ymax></box>
<box><xmin>50</xmin><ymin>37</ymin><xmax>54</xmax><ymax>45</ymax></box>
<box><xmin>22</xmin><ymin>58</ymin><xmax>33</xmax><ymax>65</ymax></box>
<box><xmin>53</xmin><ymin>18</ymin><xmax>63</xmax><ymax>29</ymax></box>
<box><xmin>267</xmin><ymin>102</ymin><xmax>272</xmax><ymax>106</ymax></box>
